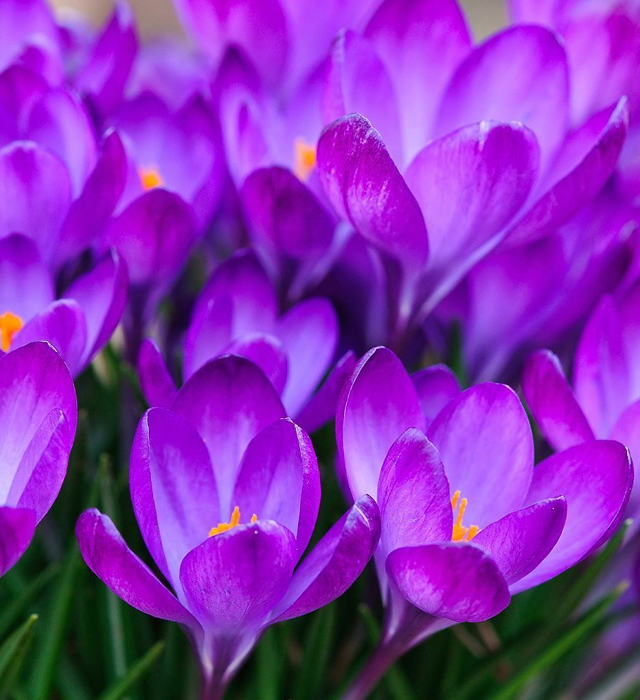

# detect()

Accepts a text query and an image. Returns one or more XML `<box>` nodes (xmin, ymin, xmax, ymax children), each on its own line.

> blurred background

<box><xmin>49</xmin><ymin>0</ymin><xmax>506</xmax><ymax>40</ymax></box>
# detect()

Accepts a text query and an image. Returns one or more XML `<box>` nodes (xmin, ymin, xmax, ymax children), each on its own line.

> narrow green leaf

<box><xmin>293</xmin><ymin>606</ymin><xmax>336</xmax><ymax>699</ymax></box>
<box><xmin>254</xmin><ymin>628</ymin><xmax>282</xmax><ymax>700</ymax></box>
<box><xmin>486</xmin><ymin>584</ymin><xmax>627</xmax><ymax>700</ymax></box>
<box><xmin>0</xmin><ymin>614</ymin><xmax>38</xmax><ymax>698</ymax></box>
<box><xmin>95</xmin><ymin>642</ymin><xmax>165</xmax><ymax>700</ymax></box>
<box><xmin>0</xmin><ymin>565</ymin><xmax>58</xmax><ymax>639</ymax></box>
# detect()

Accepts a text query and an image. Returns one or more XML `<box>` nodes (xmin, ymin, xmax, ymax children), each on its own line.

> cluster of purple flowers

<box><xmin>2</xmin><ymin>0</ymin><xmax>640</xmax><ymax>697</ymax></box>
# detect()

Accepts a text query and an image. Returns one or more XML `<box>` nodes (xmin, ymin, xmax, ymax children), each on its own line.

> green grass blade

<box><xmin>95</xmin><ymin>642</ymin><xmax>165</xmax><ymax>700</ymax></box>
<box><xmin>0</xmin><ymin>614</ymin><xmax>38</xmax><ymax>699</ymax></box>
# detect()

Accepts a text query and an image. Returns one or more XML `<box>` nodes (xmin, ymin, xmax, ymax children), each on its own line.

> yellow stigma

<box><xmin>139</xmin><ymin>165</ymin><xmax>163</xmax><ymax>191</ymax></box>
<box><xmin>293</xmin><ymin>137</ymin><xmax>317</xmax><ymax>181</ymax></box>
<box><xmin>0</xmin><ymin>311</ymin><xmax>23</xmax><ymax>352</ymax></box>
<box><xmin>208</xmin><ymin>505</ymin><xmax>258</xmax><ymax>537</ymax></box>
<box><xmin>451</xmin><ymin>490</ymin><xmax>480</xmax><ymax>542</ymax></box>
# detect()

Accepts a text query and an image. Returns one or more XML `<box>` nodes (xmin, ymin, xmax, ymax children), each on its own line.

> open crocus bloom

<box><xmin>0</xmin><ymin>234</ymin><xmax>127</xmax><ymax>376</ymax></box>
<box><xmin>0</xmin><ymin>341</ymin><xmax>77</xmax><ymax>577</ymax></box>
<box><xmin>77</xmin><ymin>355</ymin><xmax>380</xmax><ymax>698</ymax></box>
<box><xmin>336</xmin><ymin>347</ymin><xmax>632</xmax><ymax>677</ymax></box>
<box><xmin>523</xmin><ymin>281</ymin><xmax>640</xmax><ymax>529</ymax></box>
<box><xmin>138</xmin><ymin>249</ymin><xmax>353</xmax><ymax>432</ymax></box>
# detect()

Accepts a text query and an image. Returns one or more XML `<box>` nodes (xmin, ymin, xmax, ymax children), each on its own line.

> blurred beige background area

<box><xmin>49</xmin><ymin>0</ymin><xmax>506</xmax><ymax>40</ymax></box>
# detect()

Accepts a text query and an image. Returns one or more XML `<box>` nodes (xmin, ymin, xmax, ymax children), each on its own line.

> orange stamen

<box><xmin>293</xmin><ymin>137</ymin><xmax>317</xmax><ymax>181</ymax></box>
<box><xmin>0</xmin><ymin>311</ymin><xmax>23</xmax><ymax>352</ymax></box>
<box><xmin>139</xmin><ymin>166</ymin><xmax>163</xmax><ymax>191</ymax></box>
<box><xmin>451</xmin><ymin>490</ymin><xmax>480</xmax><ymax>542</ymax></box>
<box><xmin>208</xmin><ymin>506</ymin><xmax>258</xmax><ymax>537</ymax></box>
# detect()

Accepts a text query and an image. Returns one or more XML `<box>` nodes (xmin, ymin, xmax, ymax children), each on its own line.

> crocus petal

<box><xmin>240</xmin><ymin>168</ymin><xmax>334</xmax><ymax>259</ymax></box>
<box><xmin>435</xmin><ymin>25</ymin><xmax>569</xmax><ymax>167</ymax></box>
<box><xmin>0</xmin><ymin>0</ymin><xmax>59</xmax><ymax>75</ymax></box>
<box><xmin>63</xmin><ymin>250</ymin><xmax>128</xmax><ymax>369</ymax></box>
<box><xmin>59</xmin><ymin>130</ymin><xmax>128</xmax><ymax>266</ymax></box>
<box><xmin>130</xmin><ymin>408</ymin><xmax>219</xmax><ymax>588</ymax></box>
<box><xmin>272</xmin><ymin>495</ymin><xmax>380</xmax><ymax>622</ymax></box>
<box><xmin>232</xmin><ymin>418</ymin><xmax>320</xmax><ymax>555</ymax></box>
<box><xmin>337</xmin><ymin>347</ymin><xmax>423</xmax><ymax>502</ymax></box>
<box><xmin>514</xmin><ymin>440</ymin><xmax>633</xmax><ymax>592</ymax></box>
<box><xmin>172</xmin><ymin>355</ymin><xmax>286</xmax><ymax>511</ymax></box>
<box><xmin>405</xmin><ymin>121</ymin><xmax>539</xmax><ymax>293</ymax></box>
<box><xmin>276</xmin><ymin>298</ymin><xmax>338</xmax><ymax>417</ymax></box>
<box><xmin>224</xmin><ymin>334</ymin><xmax>289</xmax><ymax>396</ymax></box>
<box><xmin>473</xmin><ymin>498</ymin><xmax>567</xmax><ymax>585</ymax></box>
<box><xmin>0</xmin><ymin>233</ymin><xmax>54</xmax><ymax>319</ymax></box>
<box><xmin>14</xmin><ymin>300</ymin><xmax>88</xmax><ymax>377</ymax></box>
<box><xmin>365</xmin><ymin>0</ymin><xmax>471</xmax><ymax>162</ymax></box>
<box><xmin>104</xmin><ymin>189</ymin><xmax>197</xmax><ymax>289</ymax></box>
<box><xmin>378</xmin><ymin>429</ymin><xmax>452</xmax><ymax>552</ymax></box>
<box><xmin>316</xmin><ymin>114</ymin><xmax>428</xmax><ymax>267</ymax></box>
<box><xmin>0</xmin><ymin>506</ymin><xmax>36</xmax><ymax>578</ymax></box>
<box><xmin>180</xmin><ymin>520</ymin><xmax>296</xmax><ymax>632</ymax></box>
<box><xmin>573</xmin><ymin>296</ymin><xmax>629</xmax><ymax>437</ymax></box>
<box><xmin>138</xmin><ymin>339</ymin><xmax>178</xmax><ymax>408</ymax></box>
<box><xmin>506</xmin><ymin>99</ymin><xmax>629</xmax><ymax>246</ymax></box>
<box><xmin>9</xmin><ymin>409</ymin><xmax>72</xmax><ymax>522</ymax></box>
<box><xmin>296</xmin><ymin>350</ymin><xmax>357</xmax><ymax>434</ymax></box>
<box><xmin>323</xmin><ymin>30</ymin><xmax>403</xmax><ymax>163</ymax></box>
<box><xmin>0</xmin><ymin>342</ymin><xmax>76</xmax><ymax>504</ymax></box>
<box><xmin>183</xmin><ymin>296</ymin><xmax>233</xmax><ymax>381</ymax></box>
<box><xmin>411</xmin><ymin>364</ymin><xmax>460</xmax><ymax>430</ymax></box>
<box><xmin>427</xmin><ymin>383</ymin><xmax>534</xmax><ymax>528</ymax></box>
<box><xmin>0</xmin><ymin>142</ymin><xmax>72</xmax><ymax>264</ymax></box>
<box><xmin>386</xmin><ymin>543</ymin><xmax>510</xmax><ymax>622</ymax></box>
<box><xmin>522</xmin><ymin>350</ymin><xmax>594</xmax><ymax>451</ymax></box>
<box><xmin>76</xmin><ymin>509</ymin><xmax>196</xmax><ymax>626</ymax></box>
<box><xmin>610</xmin><ymin>400</ymin><xmax>640</xmax><ymax>527</ymax></box>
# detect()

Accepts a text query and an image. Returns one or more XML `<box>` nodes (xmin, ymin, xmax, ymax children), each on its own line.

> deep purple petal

<box><xmin>232</xmin><ymin>418</ymin><xmax>320</xmax><ymax>556</ymax></box>
<box><xmin>337</xmin><ymin>347</ymin><xmax>423</xmax><ymax>502</ymax></box>
<box><xmin>172</xmin><ymin>355</ymin><xmax>286</xmax><ymax>512</ymax></box>
<box><xmin>0</xmin><ymin>506</ymin><xmax>36</xmax><ymax>578</ymax></box>
<box><xmin>179</xmin><ymin>520</ymin><xmax>295</xmax><ymax>632</ymax></box>
<box><xmin>14</xmin><ymin>300</ymin><xmax>88</xmax><ymax>377</ymax></box>
<box><xmin>378</xmin><ymin>429</ymin><xmax>452</xmax><ymax>552</ymax></box>
<box><xmin>365</xmin><ymin>0</ymin><xmax>471</xmax><ymax>161</ymax></box>
<box><xmin>610</xmin><ymin>400</ymin><xmax>640</xmax><ymax>528</ymax></box>
<box><xmin>515</xmin><ymin>440</ymin><xmax>633</xmax><ymax>592</ymax></box>
<box><xmin>411</xmin><ymin>364</ymin><xmax>460</xmax><ymax>430</ymax></box>
<box><xmin>522</xmin><ymin>349</ymin><xmax>594</xmax><ymax>451</ymax></box>
<box><xmin>130</xmin><ymin>408</ymin><xmax>219</xmax><ymax>588</ymax></box>
<box><xmin>427</xmin><ymin>383</ymin><xmax>533</xmax><ymax>528</ymax></box>
<box><xmin>386</xmin><ymin>543</ymin><xmax>511</xmax><ymax>622</ymax></box>
<box><xmin>272</xmin><ymin>495</ymin><xmax>380</xmax><ymax>622</ymax></box>
<box><xmin>0</xmin><ymin>234</ymin><xmax>54</xmax><ymax>319</ymax></box>
<box><xmin>240</xmin><ymin>168</ymin><xmax>334</xmax><ymax>259</ymax></box>
<box><xmin>138</xmin><ymin>338</ymin><xmax>178</xmax><ymax>408</ymax></box>
<box><xmin>183</xmin><ymin>296</ymin><xmax>233</xmax><ymax>381</ymax></box>
<box><xmin>316</xmin><ymin>114</ymin><xmax>428</xmax><ymax>267</ymax></box>
<box><xmin>224</xmin><ymin>334</ymin><xmax>289</xmax><ymax>396</ymax></box>
<box><xmin>435</xmin><ymin>25</ymin><xmax>569</xmax><ymax>167</ymax></box>
<box><xmin>76</xmin><ymin>509</ymin><xmax>196</xmax><ymax>626</ymax></box>
<box><xmin>276</xmin><ymin>298</ymin><xmax>338</xmax><ymax>417</ymax></box>
<box><xmin>473</xmin><ymin>498</ymin><xmax>567</xmax><ymax>585</ymax></box>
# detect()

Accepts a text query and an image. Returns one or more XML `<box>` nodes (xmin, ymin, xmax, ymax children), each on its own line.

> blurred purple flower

<box><xmin>138</xmin><ymin>250</ymin><xmax>353</xmax><ymax>432</ymax></box>
<box><xmin>0</xmin><ymin>341</ymin><xmax>77</xmax><ymax>577</ymax></box>
<box><xmin>77</xmin><ymin>355</ymin><xmax>380</xmax><ymax>699</ymax></box>
<box><xmin>336</xmin><ymin>347</ymin><xmax>632</xmax><ymax>699</ymax></box>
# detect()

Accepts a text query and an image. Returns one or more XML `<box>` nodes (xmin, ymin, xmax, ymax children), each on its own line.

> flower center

<box><xmin>293</xmin><ymin>137</ymin><xmax>316</xmax><ymax>181</ymax></box>
<box><xmin>208</xmin><ymin>505</ymin><xmax>257</xmax><ymax>537</ymax></box>
<box><xmin>0</xmin><ymin>311</ymin><xmax>23</xmax><ymax>352</ymax></box>
<box><xmin>139</xmin><ymin>165</ymin><xmax>163</xmax><ymax>191</ymax></box>
<box><xmin>451</xmin><ymin>490</ymin><xmax>479</xmax><ymax>542</ymax></box>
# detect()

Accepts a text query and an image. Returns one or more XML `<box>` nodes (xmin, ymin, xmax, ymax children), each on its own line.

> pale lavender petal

<box><xmin>224</xmin><ymin>334</ymin><xmax>289</xmax><ymax>396</ymax></box>
<box><xmin>411</xmin><ymin>364</ymin><xmax>460</xmax><ymax>430</ymax></box>
<box><xmin>138</xmin><ymin>339</ymin><xmax>178</xmax><ymax>408</ymax></box>
<box><xmin>183</xmin><ymin>296</ymin><xmax>233</xmax><ymax>381</ymax></box>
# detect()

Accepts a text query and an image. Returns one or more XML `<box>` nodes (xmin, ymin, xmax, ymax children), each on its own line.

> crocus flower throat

<box><xmin>293</xmin><ymin>138</ymin><xmax>317</xmax><ymax>181</ymax></box>
<box><xmin>0</xmin><ymin>311</ymin><xmax>23</xmax><ymax>352</ymax></box>
<box><xmin>208</xmin><ymin>505</ymin><xmax>257</xmax><ymax>537</ymax></box>
<box><xmin>139</xmin><ymin>165</ymin><xmax>164</xmax><ymax>190</ymax></box>
<box><xmin>451</xmin><ymin>490</ymin><xmax>479</xmax><ymax>542</ymax></box>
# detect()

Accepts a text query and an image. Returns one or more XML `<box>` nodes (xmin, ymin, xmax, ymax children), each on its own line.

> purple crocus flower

<box><xmin>137</xmin><ymin>250</ymin><xmax>353</xmax><ymax>432</ymax></box>
<box><xmin>314</xmin><ymin>0</ymin><xmax>628</xmax><ymax>348</ymax></box>
<box><xmin>0</xmin><ymin>234</ymin><xmax>127</xmax><ymax>376</ymax></box>
<box><xmin>336</xmin><ymin>346</ymin><xmax>632</xmax><ymax>700</ymax></box>
<box><xmin>0</xmin><ymin>341</ymin><xmax>77</xmax><ymax>577</ymax></box>
<box><xmin>77</xmin><ymin>355</ymin><xmax>380</xmax><ymax>699</ymax></box>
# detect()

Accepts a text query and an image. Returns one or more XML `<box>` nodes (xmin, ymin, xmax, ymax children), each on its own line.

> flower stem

<box><xmin>341</xmin><ymin>639</ymin><xmax>406</xmax><ymax>700</ymax></box>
